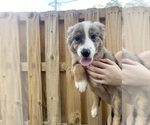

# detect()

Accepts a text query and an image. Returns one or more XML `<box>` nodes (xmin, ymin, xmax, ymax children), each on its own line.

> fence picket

<box><xmin>64</xmin><ymin>10</ymin><xmax>82</xmax><ymax>125</ymax></box>
<box><xmin>45</xmin><ymin>12</ymin><xmax>61</xmax><ymax>125</ymax></box>
<box><xmin>0</xmin><ymin>7</ymin><xmax>150</xmax><ymax>125</ymax></box>
<box><xmin>0</xmin><ymin>13</ymin><xmax>23</xmax><ymax>125</ymax></box>
<box><xmin>84</xmin><ymin>8</ymin><xmax>101</xmax><ymax>125</ymax></box>
<box><xmin>105</xmin><ymin>7</ymin><xmax>122</xmax><ymax>54</ymax></box>
<box><xmin>27</xmin><ymin>13</ymin><xmax>43</xmax><ymax>125</ymax></box>
<box><xmin>123</xmin><ymin>7</ymin><xmax>150</xmax><ymax>54</ymax></box>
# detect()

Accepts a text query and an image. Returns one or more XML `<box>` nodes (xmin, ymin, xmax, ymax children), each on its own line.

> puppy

<box><xmin>66</xmin><ymin>21</ymin><xmax>122</xmax><ymax>125</ymax></box>
<box><xmin>122</xmin><ymin>49</ymin><xmax>150</xmax><ymax>125</ymax></box>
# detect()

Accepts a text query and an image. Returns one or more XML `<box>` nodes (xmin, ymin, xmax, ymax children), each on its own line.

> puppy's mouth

<box><xmin>79</xmin><ymin>58</ymin><xmax>93</xmax><ymax>66</ymax></box>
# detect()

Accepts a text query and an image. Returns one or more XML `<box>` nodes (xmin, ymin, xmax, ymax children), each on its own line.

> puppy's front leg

<box><xmin>111</xmin><ymin>90</ymin><xmax>122</xmax><ymax>125</ymax></box>
<box><xmin>91</xmin><ymin>92</ymin><xmax>100</xmax><ymax>118</ymax></box>
<box><xmin>73</xmin><ymin>64</ymin><xmax>88</xmax><ymax>93</ymax></box>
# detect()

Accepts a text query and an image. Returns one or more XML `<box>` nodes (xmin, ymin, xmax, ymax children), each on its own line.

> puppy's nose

<box><xmin>81</xmin><ymin>48</ymin><xmax>90</xmax><ymax>57</ymax></box>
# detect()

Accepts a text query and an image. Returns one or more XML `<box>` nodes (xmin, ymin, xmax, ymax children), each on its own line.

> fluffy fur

<box><xmin>66</xmin><ymin>21</ymin><xmax>122</xmax><ymax>125</ymax></box>
<box><xmin>122</xmin><ymin>49</ymin><xmax>150</xmax><ymax>125</ymax></box>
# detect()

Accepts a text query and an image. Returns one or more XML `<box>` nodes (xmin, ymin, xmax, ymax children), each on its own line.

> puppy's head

<box><xmin>67</xmin><ymin>21</ymin><xmax>105</xmax><ymax>66</ymax></box>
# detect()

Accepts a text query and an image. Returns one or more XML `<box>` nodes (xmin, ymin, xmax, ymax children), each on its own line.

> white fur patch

<box><xmin>75</xmin><ymin>80</ymin><xmax>87</xmax><ymax>93</ymax></box>
<box><xmin>112</xmin><ymin>117</ymin><xmax>121</xmax><ymax>125</ymax></box>
<box><xmin>77</xmin><ymin>21</ymin><xmax>96</xmax><ymax>59</ymax></box>
<box><xmin>91</xmin><ymin>107</ymin><xmax>98</xmax><ymax>118</ymax></box>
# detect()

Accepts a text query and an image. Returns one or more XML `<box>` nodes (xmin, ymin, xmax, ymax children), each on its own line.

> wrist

<box><xmin>144</xmin><ymin>71</ymin><xmax>150</xmax><ymax>86</ymax></box>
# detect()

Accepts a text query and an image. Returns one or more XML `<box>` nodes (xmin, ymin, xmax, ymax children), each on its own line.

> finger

<box><xmin>89</xmin><ymin>76</ymin><xmax>105</xmax><ymax>84</ymax></box>
<box><xmin>87</xmin><ymin>69</ymin><xmax>104</xmax><ymax>79</ymax></box>
<box><xmin>91</xmin><ymin>59</ymin><xmax>116</xmax><ymax>69</ymax></box>
<box><xmin>122</xmin><ymin>63</ymin><xmax>131</xmax><ymax>69</ymax></box>
<box><xmin>122</xmin><ymin>63</ymin><xmax>135</xmax><ymax>70</ymax></box>
<box><xmin>122</xmin><ymin>59</ymin><xmax>138</xmax><ymax>65</ymax></box>
<box><xmin>86</xmin><ymin>65</ymin><xmax>104</xmax><ymax>74</ymax></box>
<box><xmin>99</xmin><ymin>58</ymin><xmax>115</xmax><ymax>65</ymax></box>
<box><xmin>90</xmin><ymin>61</ymin><xmax>111</xmax><ymax>69</ymax></box>
<box><xmin>90</xmin><ymin>61</ymin><xmax>105</xmax><ymax>68</ymax></box>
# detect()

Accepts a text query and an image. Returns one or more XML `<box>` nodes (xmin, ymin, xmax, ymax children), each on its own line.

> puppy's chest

<box><xmin>88</xmin><ymin>77</ymin><xmax>118</xmax><ymax>98</ymax></box>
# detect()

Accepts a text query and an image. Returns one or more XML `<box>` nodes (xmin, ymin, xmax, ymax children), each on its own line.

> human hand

<box><xmin>86</xmin><ymin>59</ymin><xmax>122</xmax><ymax>86</ymax></box>
<box><xmin>122</xmin><ymin>59</ymin><xmax>150</xmax><ymax>104</ymax></box>
<box><xmin>122</xmin><ymin>59</ymin><xmax>150</xmax><ymax>86</ymax></box>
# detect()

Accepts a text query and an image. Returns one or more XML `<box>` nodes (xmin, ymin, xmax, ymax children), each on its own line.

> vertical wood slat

<box><xmin>64</xmin><ymin>10</ymin><xmax>81</xmax><ymax>125</ymax></box>
<box><xmin>106</xmin><ymin>7</ymin><xmax>122</xmax><ymax>53</ymax></box>
<box><xmin>59</xmin><ymin>21</ymin><xmax>67</xmax><ymax>123</ymax></box>
<box><xmin>0</xmin><ymin>13</ymin><xmax>23</xmax><ymax>125</ymax></box>
<box><xmin>85</xmin><ymin>8</ymin><xmax>99</xmax><ymax>22</ymax></box>
<box><xmin>104</xmin><ymin>7</ymin><xmax>122</xmax><ymax>124</ymax></box>
<box><xmin>45</xmin><ymin>12</ymin><xmax>61</xmax><ymax>125</ymax></box>
<box><xmin>0</xmin><ymin>14</ymin><xmax>2</xmax><ymax>122</ymax></box>
<box><xmin>105</xmin><ymin>7</ymin><xmax>122</xmax><ymax>54</ymax></box>
<box><xmin>84</xmin><ymin>8</ymin><xmax>100</xmax><ymax>125</ymax></box>
<box><xmin>19</xmin><ymin>20</ymin><xmax>29</xmax><ymax>122</ymax></box>
<box><xmin>0</xmin><ymin>7</ymin><xmax>149</xmax><ymax>125</ymax></box>
<box><xmin>27</xmin><ymin>13</ymin><xmax>43</xmax><ymax>125</ymax></box>
<box><xmin>39</xmin><ymin>20</ymin><xmax>47</xmax><ymax>122</ymax></box>
<box><xmin>122</xmin><ymin>7</ymin><xmax>150</xmax><ymax>122</ymax></box>
<box><xmin>123</xmin><ymin>7</ymin><xmax>150</xmax><ymax>54</ymax></box>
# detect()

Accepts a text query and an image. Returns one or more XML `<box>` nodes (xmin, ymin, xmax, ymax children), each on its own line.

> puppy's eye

<box><xmin>91</xmin><ymin>34</ymin><xmax>97</xmax><ymax>40</ymax></box>
<box><xmin>74</xmin><ymin>36</ymin><xmax>81</xmax><ymax>41</ymax></box>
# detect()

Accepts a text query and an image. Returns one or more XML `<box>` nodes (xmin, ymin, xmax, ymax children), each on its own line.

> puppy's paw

<box><xmin>75</xmin><ymin>80</ymin><xmax>87</xmax><ymax>93</ymax></box>
<box><xmin>91</xmin><ymin>107</ymin><xmax>98</xmax><ymax>118</ymax></box>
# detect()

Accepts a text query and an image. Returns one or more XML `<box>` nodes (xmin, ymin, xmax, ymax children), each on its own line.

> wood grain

<box><xmin>123</xmin><ymin>7</ymin><xmax>150</xmax><ymax>54</ymax></box>
<box><xmin>45</xmin><ymin>12</ymin><xmax>61</xmax><ymax>125</ymax></box>
<box><xmin>0</xmin><ymin>13</ymin><xmax>23</xmax><ymax>125</ymax></box>
<box><xmin>84</xmin><ymin>8</ymin><xmax>100</xmax><ymax>125</ymax></box>
<box><xmin>0</xmin><ymin>7</ymin><xmax>149</xmax><ymax>125</ymax></box>
<box><xmin>105</xmin><ymin>7</ymin><xmax>122</xmax><ymax>54</ymax></box>
<box><xmin>27</xmin><ymin>13</ymin><xmax>43</xmax><ymax>125</ymax></box>
<box><xmin>64</xmin><ymin>10</ymin><xmax>82</xmax><ymax>125</ymax></box>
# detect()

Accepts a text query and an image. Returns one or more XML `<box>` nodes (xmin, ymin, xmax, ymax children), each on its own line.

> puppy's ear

<box><xmin>67</xmin><ymin>26</ymin><xmax>74</xmax><ymax>35</ymax></box>
<box><xmin>93</xmin><ymin>21</ymin><xmax>105</xmax><ymax>31</ymax></box>
<box><xmin>93</xmin><ymin>21</ymin><xmax>105</xmax><ymax>41</ymax></box>
<box><xmin>66</xmin><ymin>26</ymin><xmax>74</xmax><ymax>45</ymax></box>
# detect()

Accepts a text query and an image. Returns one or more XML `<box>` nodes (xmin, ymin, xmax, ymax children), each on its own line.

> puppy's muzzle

<box><xmin>81</xmin><ymin>48</ymin><xmax>91</xmax><ymax>58</ymax></box>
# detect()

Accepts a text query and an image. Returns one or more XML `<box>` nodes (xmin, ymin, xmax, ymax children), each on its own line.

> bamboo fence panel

<box><xmin>0</xmin><ymin>13</ymin><xmax>23</xmax><ymax>125</ymax></box>
<box><xmin>64</xmin><ymin>10</ymin><xmax>81</xmax><ymax>125</ymax></box>
<box><xmin>45</xmin><ymin>12</ymin><xmax>61</xmax><ymax>125</ymax></box>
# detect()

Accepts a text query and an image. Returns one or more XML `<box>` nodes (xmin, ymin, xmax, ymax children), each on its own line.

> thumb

<box><xmin>100</xmin><ymin>58</ymin><xmax>115</xmax><ymax>65</ymax></box>
<box><xmin>122</xmin><ymin>59</ymin><xmax>138</xmax><ymax>65</ymax></box>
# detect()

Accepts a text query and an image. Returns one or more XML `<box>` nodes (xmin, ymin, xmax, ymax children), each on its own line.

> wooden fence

<box><xmin>0</xmin><ymin>6</ymin><xmax>150</xmax><ymax>125</ymax></box>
